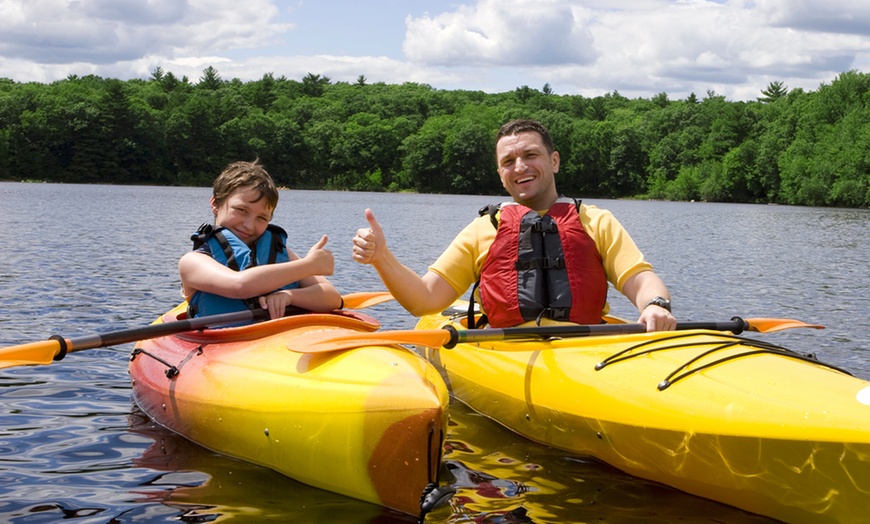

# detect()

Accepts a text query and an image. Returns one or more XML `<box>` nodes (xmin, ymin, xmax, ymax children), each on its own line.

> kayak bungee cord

<box><xmin>130</xmin><ymin>345</ymin><xmax>185</xmax><ymax>379</ymax></box>
<box><xmin>593</xmin><ymin>332</ymin><xmax>852</xmax><ymax>390</ymax></box>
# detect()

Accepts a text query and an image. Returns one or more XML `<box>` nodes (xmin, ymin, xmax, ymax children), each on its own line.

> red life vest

<box><xmin>478</xmin><ymin>198</ymin><xmax>608</xmax><ymax>328</ymax></box>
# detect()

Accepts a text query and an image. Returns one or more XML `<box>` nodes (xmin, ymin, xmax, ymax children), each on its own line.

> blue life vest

<box><xmin>187</xmin><ymin>223</ymin><xmax>300</xmax><ymax>318</ymax></box>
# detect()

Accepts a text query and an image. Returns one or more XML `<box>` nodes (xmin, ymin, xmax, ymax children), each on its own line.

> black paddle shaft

<box><xmin>53</xmin><ymin>308</ymin><xmax>271</xmax><ymax>360</ymax></box>
<box><xmin>442</xmin><ymin>317</ymin><xmax>749</xmax><ymax>348</ymax></box>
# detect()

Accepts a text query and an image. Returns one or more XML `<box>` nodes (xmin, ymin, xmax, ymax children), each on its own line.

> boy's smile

<box><xmin>211</xmin><ymin>186</ymin><xmax>274</xmax><ymax>245</ymax></box>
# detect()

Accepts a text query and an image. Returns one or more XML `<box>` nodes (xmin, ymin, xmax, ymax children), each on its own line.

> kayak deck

<box><xmin>131</xmin><ymin>305</ymin><xmax>449</xmax><ymax>518</ymax></box>
<box><xmin>417</xmin><ymin>304</ymin><xmax>870</xmax><ymax>524</ymax></box>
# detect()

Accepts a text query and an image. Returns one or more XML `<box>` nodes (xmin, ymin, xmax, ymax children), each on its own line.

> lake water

<box><xmin>1</xmin><ymin>182</ymin><xmax>868</xmax><ymax>523</ymax></box>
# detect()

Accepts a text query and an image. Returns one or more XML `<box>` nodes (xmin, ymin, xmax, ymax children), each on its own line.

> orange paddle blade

<box><xmin>288</xmin><ymin>327</ymin><xmax>451</xmax><ymax>353</ymax></box>
<box><xmin>745</xmin><ymin>318</ymin><xmax>825</xmax><ymax>333</ymax></box>
<box><xmin>341</xmin><ymin>291</ymin><xmax>394</xmax><ymax>309</ymax></box>
<box><xmin>0</xmin><ymin>339</ymin><xmax>64</xmax><ymax>369</ymax></box>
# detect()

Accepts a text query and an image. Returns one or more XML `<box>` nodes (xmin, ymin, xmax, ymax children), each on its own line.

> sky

<box><xmin>1</xmin><ymin>0</ymin><xmax>869</xmax><ymax>102</ymax></box>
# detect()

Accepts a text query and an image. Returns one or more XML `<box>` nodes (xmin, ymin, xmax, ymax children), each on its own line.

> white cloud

<box><xmin>403</xmin><ymin>0</ymin><xmax>597</xmax><ymax>66</ymax></box>
<box><xmin>755</xmin><ymin>0</ymin><xmax>870</xmax><ymax>35</ymax></box>
<box><xmin>0</xmin><ymin>0</ymin><xmax>868</xmax><ymax>101</ymax></box>
<box><xmin>0</xmin><ymin>0</ymin><xmax>289</xmax><ymax>65</ymax></box>
<box><xmin>438</xmin><ymin>0</ymin><xmax>869</xmax><ymax>100</ymax></box>
<box><xmin>76</xmin><ymin>0</ymin><xmax>189</xmax><ymax>24</ymax></box>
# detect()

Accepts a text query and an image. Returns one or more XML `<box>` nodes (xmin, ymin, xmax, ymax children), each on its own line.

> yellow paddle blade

<box><xmin>288</xmin><ymin>327</ymin><xmax>451</xmax><ymax>353</ymax></box>
<box><xmin>745</xmin><ymin>318</ymin><xmax>825</xmax><ymax>333</ymax></box>
<box><xmin>341</xmin><ymin>291</ymin><xmax>394</xmax><ymax>309</ymax></box>
<box><xmin>0</xmin><ymin>339</ymin><xmax>63</xmax><ymax>369</ymax></box>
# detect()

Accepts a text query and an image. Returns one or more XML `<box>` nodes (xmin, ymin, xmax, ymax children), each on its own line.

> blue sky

<box><xmin>1</xmin><ymin>0</ymin><xmax>869</xmax><ymax>101</ymax></box>
<box><xmin>274</xmin><ymin>1</ymin><xmax>444</xmax><ymax>57</ymax></box>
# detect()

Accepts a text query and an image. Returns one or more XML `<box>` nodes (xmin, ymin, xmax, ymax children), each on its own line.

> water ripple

<box><xmin>1</xmin><ymin>184</ymin><xmax>867</xmax><ymax>523</ymax></box>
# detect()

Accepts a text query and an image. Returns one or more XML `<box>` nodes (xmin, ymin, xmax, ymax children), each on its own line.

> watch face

<box><xmin>648</xmin><ymin>297</ymin><xmax>671</xmax><ymax>312</ymax></box>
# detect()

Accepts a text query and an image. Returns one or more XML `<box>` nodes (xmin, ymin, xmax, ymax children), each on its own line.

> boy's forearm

<box><xmin>237</xmin><ymin>258</ymin><xmax>328</xmax><ymax>297</ymax></box>
<box><xmin>282</xmin><ymin>282</ymin><xmax>342</xmax><ymax>312</ymax></box>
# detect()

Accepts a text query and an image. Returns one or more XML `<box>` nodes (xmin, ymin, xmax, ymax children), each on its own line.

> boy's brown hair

<box><xmin>212</xmin><ymin>159</ymin><xmax>280</xmax><ymax>211</ymax></box>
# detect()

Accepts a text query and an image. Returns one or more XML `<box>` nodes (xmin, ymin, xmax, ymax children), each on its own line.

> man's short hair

<box><xmin>495</xmin><ymin>119</ymin><xmax>555</xmax><ymax>153</ymax></box>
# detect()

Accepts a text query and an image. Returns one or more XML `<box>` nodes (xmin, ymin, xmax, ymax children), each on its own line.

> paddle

<box><xmin>286</xmin><ymin>316</ymin><xmax>825</xmax><ymax>354</ymax></box>
<box><xmin>0</xmin><ymin>291</ymin><xmax>393</xmax><ymax>369</ymax></box>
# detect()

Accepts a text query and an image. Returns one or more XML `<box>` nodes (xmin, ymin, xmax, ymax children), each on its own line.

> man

<box><xmin>352</xmin><ymin>119</ymin><xmax>676</xmax><ymax>331</ymax></box>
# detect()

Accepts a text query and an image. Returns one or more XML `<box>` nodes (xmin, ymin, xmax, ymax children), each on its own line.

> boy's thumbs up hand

<box><xmin>306</xmin><ymin>234</ymin><xmax>334</xmax><ymax>275</ymax></box>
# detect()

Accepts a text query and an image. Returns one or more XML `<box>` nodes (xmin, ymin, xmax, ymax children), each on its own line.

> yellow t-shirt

<box><xmin>429</xmin><ymin>203</ymin><xmax>653</xmax><ymax>309</ymax></box>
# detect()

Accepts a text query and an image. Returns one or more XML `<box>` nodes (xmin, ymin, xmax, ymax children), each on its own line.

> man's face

<box><xmin>495</xmin><ymin>131</ymin><xmax>560</xmax><ymax>210</ymax></box>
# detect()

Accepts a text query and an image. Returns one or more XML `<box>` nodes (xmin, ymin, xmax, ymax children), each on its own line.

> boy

<box><xmin>180</xmin><ymin>160</ymin><xmax>342</xmax><ymax>319</ymax></box>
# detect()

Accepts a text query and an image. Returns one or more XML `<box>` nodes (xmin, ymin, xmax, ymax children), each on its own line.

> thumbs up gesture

<box><xmin>351</xmin><ymin>209</ymin><xmax>386</xmax><ymax>265</ymax></box>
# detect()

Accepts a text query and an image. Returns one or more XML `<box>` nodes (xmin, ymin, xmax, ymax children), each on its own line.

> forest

<box><xmin>0</xmin><ymin>66</ymin><xmax>868</xmax><ymax>208</ymax></box>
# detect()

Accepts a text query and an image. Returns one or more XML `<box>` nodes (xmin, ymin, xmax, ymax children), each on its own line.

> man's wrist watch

<box><xmin>645</xmin><ymin>296</ymin><xmax>672</xmax><ymax>312</ymax></box>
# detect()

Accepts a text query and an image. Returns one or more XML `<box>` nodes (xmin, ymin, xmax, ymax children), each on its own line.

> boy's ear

<box><xmin>210</xmin><ymin>197</ymin><xmax>219</xmax><ymax>215</ymax></box>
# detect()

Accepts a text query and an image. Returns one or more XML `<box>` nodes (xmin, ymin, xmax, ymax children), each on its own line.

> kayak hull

<box><xmin>417</xmin><ymin>304</ymin><xmax>870</xmax><ymax>523</ymax></box>
<box><xmin>131</xmin><ymin>305</ymin><xmax>449</xmax><ymax>517</ymax></box>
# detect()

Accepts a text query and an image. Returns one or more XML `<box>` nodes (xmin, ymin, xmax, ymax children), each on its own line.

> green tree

<box><xmin>759</xmin><ymin>80</ymin><xmax>788</xmax><ymax>103</ymax></box>
<box><xmin>164</xmin><ymin>91</ymin><xmax>226</xmax><ymax>183</ymax></box>
<box><xmin>2</xmin><ymin>66</ymin><xmax>869</xmax><ymax>207</ymax></box>
<box><xmin>440</xmin><ymin>105</ymin><xmax>501</xmax><ymax>194</ymax></box>
<box><xmin>401</xmin><ymin>115</ymin><xmax>452</xmax><ymax>193</ymax></box>
<box><xmin>250</xmin><ymin>73</ymin><xmax>277</xmax><ymax>111</ymax></box>
<box><xmin>150</xmin><ymin>66</ymin><xmax>165</xmax><ymax>82</ymax></box>
<box><xmin>198</xmin><ymin>66</ymin><xmax>223</xmax><ymax>90</ymax></box>
<box><xmin>651</xmin><ymin>92</ymin><xmax>669</xmax><ymax>108</ymax></box>
<box><xmin>329</xmin><ymin>112</ymin><xmax>407</xmax><ymax>190</ymax></box>
<box><xmin>515</xmin><ymin>85</ymin><xmax>537</xmax><ymax>104</ymax></box>
<box><xmin>301</xmin><ymin>73</ymin><xmax>331</xmax><ymax>97</ymax></box>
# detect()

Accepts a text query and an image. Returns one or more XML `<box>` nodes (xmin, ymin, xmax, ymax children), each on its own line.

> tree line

<box><xmin>1</xmin><ymin>67</ymin><xmax>868</xmax><ymax>208</ymax></box>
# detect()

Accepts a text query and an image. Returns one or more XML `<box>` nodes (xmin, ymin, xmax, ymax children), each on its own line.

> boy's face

<box><xmin>211</xmin><ymin>186</ymin><xmax>274</xmax><ymax>246</ymax></box>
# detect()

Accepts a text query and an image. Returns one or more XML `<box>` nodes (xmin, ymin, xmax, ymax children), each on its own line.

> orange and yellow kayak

<box><xmin>130</xmin><ymin>304</ymin><xmax>449</xmax><ymax>518</ymax></box>
<box><xmin>417</xmin><ymin>302</ymin><xmax>870</xmax><ymax>524</ymax></box>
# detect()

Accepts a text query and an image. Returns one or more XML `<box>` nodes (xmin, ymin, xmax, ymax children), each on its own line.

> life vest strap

<box><xmin>515</xmin><ymin>257</ymin><xmax>565</xmax><ymax>270</ymax></box>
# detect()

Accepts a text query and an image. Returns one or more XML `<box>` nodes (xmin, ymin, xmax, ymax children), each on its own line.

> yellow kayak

<box><xmin>130</xmin><ymin>304</ymin><xmax>449</xmax><ymax>518</ymax></box>
<box><xmin>416</xmin><ymin>303</ymin><xmax>870</xmax><ymax>524</ymax></box>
